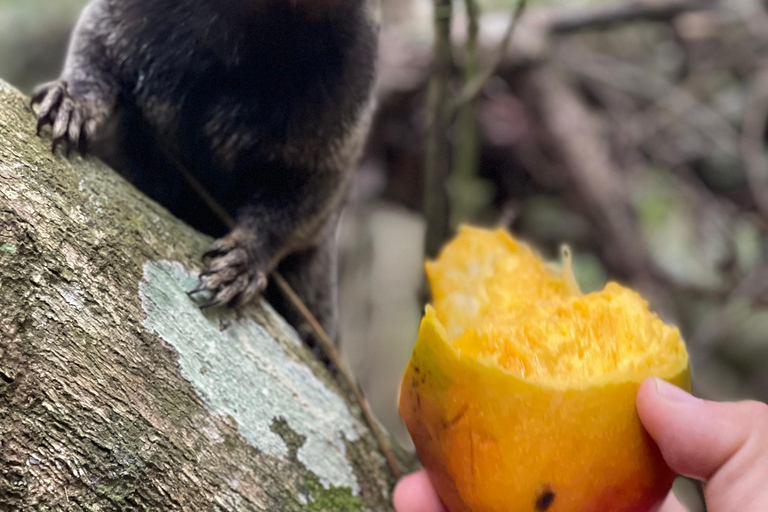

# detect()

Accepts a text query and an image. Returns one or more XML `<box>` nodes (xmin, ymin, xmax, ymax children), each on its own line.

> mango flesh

<box><xmin>399</xmin><ymin>227</ymin><xmax>690</xmax><ymax>512</ymax></box>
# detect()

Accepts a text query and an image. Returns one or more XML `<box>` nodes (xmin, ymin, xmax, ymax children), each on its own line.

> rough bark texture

<box><xmin>0</xmin><ymin>80</ymin><xmax>403</xmax><ymax>511</ymax></box>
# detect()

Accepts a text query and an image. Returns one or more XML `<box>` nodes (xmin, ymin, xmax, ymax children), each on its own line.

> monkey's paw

<box><xmin>31</xmin><ymin>80</ymin><xmax>98</xmax><ymax>155</ymax></box>
<box><xmin>188</xmin><ymin>235</ymin><xmax>268</xmax><ymax>308</ymax></box>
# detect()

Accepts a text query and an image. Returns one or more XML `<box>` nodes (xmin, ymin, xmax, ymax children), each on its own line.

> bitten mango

<box><xmin>399</xmin><ymin>227</ymin><xmax>690</xmax><ymax>512</ymax></box>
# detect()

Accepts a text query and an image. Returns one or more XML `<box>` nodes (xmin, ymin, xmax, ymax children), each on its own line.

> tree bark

<box><xmin>0</xmin><ymin>80</ymin><xmax>405</xmax><ymax>511</ymax></box>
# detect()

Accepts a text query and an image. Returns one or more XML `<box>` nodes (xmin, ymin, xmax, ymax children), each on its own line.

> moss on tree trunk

<box><xmin>0</xmin><ymin>80</ymin><xmax>403</xmax><ymax>511</ymax></box>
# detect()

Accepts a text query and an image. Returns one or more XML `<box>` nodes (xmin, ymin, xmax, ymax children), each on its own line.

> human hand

<box><xmin>393</xmin><ymin>378</ymin><xmax>768</xmax><ymax>512</ymax></box>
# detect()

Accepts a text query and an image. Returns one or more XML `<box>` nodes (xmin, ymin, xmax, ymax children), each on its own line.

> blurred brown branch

<box><xmin>524</xmin><ymin>68</ymin><xmax>673</xmax><ymax>314</ymax></box>
<box><xmin>547</xmin><ymin>0</ymin><xmax>716</xmax><ymax>34</ymax></box>
<box><xmin>741</xmin><ymin>68</ymin><xmax>768</xmax><ymax>220</ymax></box>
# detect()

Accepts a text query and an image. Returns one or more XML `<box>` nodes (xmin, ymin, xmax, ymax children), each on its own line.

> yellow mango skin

<box><xmin>399</xmin><ymin>308</ymin><xmax>691</xmax><ymax>512</ymax></box>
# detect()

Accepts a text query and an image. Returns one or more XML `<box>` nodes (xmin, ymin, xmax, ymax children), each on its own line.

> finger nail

<box><xmin>652</xmin><ymin>378</ymin><xmax>699</xmax><ymax>405</ymax></box>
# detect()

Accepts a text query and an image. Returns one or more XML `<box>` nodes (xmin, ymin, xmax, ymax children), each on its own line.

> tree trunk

<box><xmin>0</xmin><ymin>80</ymin><xmax>405</xmax><ymax>511</ymax></box>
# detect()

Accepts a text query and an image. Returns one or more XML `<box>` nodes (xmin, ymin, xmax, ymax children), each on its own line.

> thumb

<box><xmin>637</xmin><ymin>378</ymin><xmax>768</xmax><ymax>511</ymax></box>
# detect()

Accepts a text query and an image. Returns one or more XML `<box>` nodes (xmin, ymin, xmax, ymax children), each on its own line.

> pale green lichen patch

<box><xmin>139</xmin><ymin>260</ymin><xmax>362</xmax><ymax>495</ymax></box>
<box><xmin>0</xmin><ymin>243</ymin><xmax>16</xmax><ymax>254</ymax></box>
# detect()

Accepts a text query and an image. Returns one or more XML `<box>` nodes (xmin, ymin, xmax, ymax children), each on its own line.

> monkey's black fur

<box><xmin>33</xmin><ymin>0</ymin><xmax>379</xmax><ymax>340</ymax></box>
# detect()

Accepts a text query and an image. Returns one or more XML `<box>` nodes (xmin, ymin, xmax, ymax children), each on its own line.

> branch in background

<box><xmin>423</xmin><ymin>0</ymin><xmax>454</xmax><ymax>258</ymax></box>
<box><xmin>448</xmin><ymin>0</ymin><xmax>529</xmax><ymax>234</ymax></box>
<box><xmin>740</xmin><ymin>67</ymin><xmax>768</xmax><ymax>220</ymax></box>
<box><xmin>451</xmin><ymin>0</ymin><xmax>528</xmax><ymax>113</ymax></box>
<box><xmin>526</xmin><ymin>67</ymin><xmax>672</xmax><ymax>315</ymax></box>
<box><xmin>547</xmin><ymin>0</ymin><xmax>716</xmax><ymax>34</ymax></box>
<box><xmin>555</xmin><ymin>46</ymin><xmax>740</xmax><ymax>157</ymax></box>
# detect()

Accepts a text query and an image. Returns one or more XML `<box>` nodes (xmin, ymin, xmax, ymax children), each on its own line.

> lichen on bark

<box><xmin>0</xmin><ymin>79</ymin><xmax>400</xmax><ymax>511</ymax></box>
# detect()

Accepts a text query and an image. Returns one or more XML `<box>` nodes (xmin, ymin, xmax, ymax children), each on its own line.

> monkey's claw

<box><xmin>189</xmin><ymin>237</ymin><xmax>268</xmax><ymax>308</ymax></box>
<box><xmin>31</xmin><ymin>80</ymin><xmax>91</xmax><ymax>155</ymax></box>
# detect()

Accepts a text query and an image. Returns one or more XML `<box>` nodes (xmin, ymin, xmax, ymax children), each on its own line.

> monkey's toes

<box><xmin>31</xmin><ymin>80</ymin><xmax>90</xmax><ymax>155</ymax></box>
<box><xmin>189</xmin><ymin>241</ymin><xmax>268</xmax><ymax>308</ymax></box>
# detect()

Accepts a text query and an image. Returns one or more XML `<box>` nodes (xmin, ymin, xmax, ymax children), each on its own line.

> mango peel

<box><xmin>399</xmin><ymin>227</ymin><xmax>690</xmax><ymax>512</ymax></box>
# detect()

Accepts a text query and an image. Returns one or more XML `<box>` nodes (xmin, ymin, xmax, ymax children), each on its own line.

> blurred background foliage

<box><xmin>2</xmin><ymin>0</ymin><xmax>766</xmax><ymax>508</ymax></box>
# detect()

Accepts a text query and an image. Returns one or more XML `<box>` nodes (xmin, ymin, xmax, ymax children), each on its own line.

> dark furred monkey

<box><xmin>32</xmin><ymin>0</ymin><xmax>379</xmax><ymax>340</ymax></box>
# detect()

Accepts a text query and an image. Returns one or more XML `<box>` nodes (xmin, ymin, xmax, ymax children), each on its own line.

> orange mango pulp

<box><xmin>399</xmin><ymin>227</ymin><xmax>690</xmax><ymax>512</ymax></box>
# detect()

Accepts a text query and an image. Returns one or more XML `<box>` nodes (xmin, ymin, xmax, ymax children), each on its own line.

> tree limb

<box><xmin>0</xmin><ymin>80</ymin><xmax>409</xmax><ymax>511</ymax></box>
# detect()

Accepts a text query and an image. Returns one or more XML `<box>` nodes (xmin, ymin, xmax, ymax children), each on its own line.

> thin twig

<box><xmin>451</xmin><ymin>0</ymin><xmax>528</xmax><ymax>113</ymax></box>
<box><xmin>272</xmin><ymin>273</ymin><xmax>402</xmax><ymax>479</ymax></box>
<box><xmin>165</xmin><ymin>150</ymin><xmax>237</xmax><ymax>229</ymax></box>
<box><xmin>160</xmin><ymin>145</ymin><xmax>402</xmax><ymax>480</ymax></box>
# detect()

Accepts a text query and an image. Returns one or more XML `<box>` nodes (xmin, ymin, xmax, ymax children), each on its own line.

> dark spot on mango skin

<box><xmin>535</xmin><ymin>485</ymin><xmax>555</xmax><ymax>511</ymax></box>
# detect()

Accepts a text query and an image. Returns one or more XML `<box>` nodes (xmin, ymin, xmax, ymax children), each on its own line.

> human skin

<box><xmin>394</xmin><ymin>378</ymin><xmax>768</xmax><ymax>512</ymax></box>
